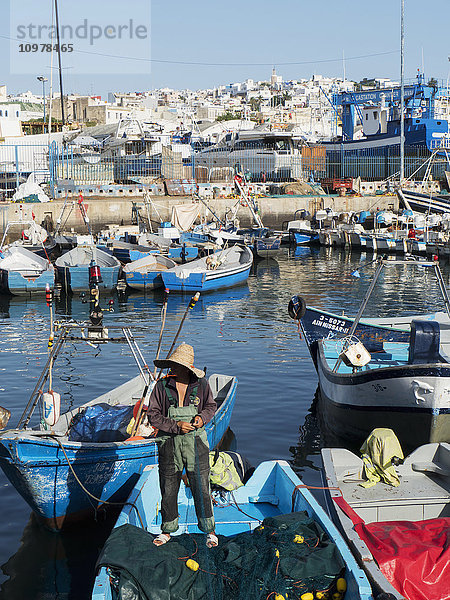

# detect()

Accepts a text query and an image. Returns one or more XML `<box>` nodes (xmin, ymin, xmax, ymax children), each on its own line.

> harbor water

<box><xmin>0</xmin><ymin>247</ymin><xmax>449</xmax><ymax>599</ymax></box>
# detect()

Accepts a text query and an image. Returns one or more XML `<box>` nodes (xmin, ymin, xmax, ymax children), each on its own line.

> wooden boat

<box><xmin>0</xmin><ymin>372</ymin><xmax>237</xmax><ymax>531</ymax></box>
<box><xmin>123</xmin><ymin>254</ymin><xmax>177</xmax><ymax>290</ymax></box>
<box><xmin>55</xmin><ymin>246</ymin><xmax>121</xmax><ymax>292</ymax></box>
<box><xmin>322</xmin><ymin>442</ymin><xmax>450</xmax><ymax>600</ymax></box>
<box><xmin>0</xmin><ymin>246</ymin><xmax>54</xmax><ymax>295</ymax></box>
<box><xmin>288</xmin><ymin>258</ymin><xmax>450</xmax><ymax>448</ymax></box>
<box><xmin>92</xmin><ymin>460</ymin><xmax>374</xmax><ymax>600</ymax></box>
<box><xmin>161</xmin><ymin>245</ymin><xmax>253</xmax><ymax>293</ymax></box>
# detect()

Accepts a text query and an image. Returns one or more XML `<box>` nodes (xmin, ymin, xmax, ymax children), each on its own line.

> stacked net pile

<box><xmin>98</xmin><ymin>511</ymin><xmax>347</xmax><ymax>600</ymax></box>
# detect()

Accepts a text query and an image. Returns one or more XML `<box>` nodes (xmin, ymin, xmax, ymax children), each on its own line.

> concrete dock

<box><xmin>0</xmin><ymin>193</ymin><xmax>399</xmax><ymax>240</ymax></box>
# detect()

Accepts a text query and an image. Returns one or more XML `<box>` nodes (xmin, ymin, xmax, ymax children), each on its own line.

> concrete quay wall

<box><xmin>0</xmin><ymin>194</ymin><xmax>398</xmax><ymax>240</ymax></box>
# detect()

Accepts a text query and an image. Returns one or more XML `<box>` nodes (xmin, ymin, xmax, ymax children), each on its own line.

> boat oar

<box><xmin>165</xmin><ymin>292</ymin><xmax>200</xmax><ymax>359</ymax></box>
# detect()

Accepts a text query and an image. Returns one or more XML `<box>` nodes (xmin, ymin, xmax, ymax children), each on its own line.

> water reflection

<box><xmin>289</xmin><ymin>389</ymin><xmax>322</xmax><ymax>477</ymax></box>
<box><xmin>0</xmin><ymin>514</ymin><xmax>115</xmax><ymax>600</ymax></box>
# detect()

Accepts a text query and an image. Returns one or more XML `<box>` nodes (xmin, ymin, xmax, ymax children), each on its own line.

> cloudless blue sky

<box><xmin>2</xmin><ymin>0</ymin><xmax>449</xmax><ymax>97</ymax></box>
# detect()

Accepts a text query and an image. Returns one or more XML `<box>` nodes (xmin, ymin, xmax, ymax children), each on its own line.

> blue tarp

<box><xmin>68</xmin><ymin>403</ymin><xmax>133</xmax><ymax>443</ymax></box>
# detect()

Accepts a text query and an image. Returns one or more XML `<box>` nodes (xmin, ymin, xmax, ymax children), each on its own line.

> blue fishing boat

<box><xmin>0</xmin><ymin>371</ymin><xmax>237</xmax><ymax>531</ymax></box>
<box><xmin>112</xmin><ymin>241</ymin><xmax>159</xmax><ymax>264</ymax></box>
<box><xmin>92</xmin><ymin>460</ymin><xmax>374</xmax><ymax>600</ymax></box>
<box><xmin>291</xmin><ymin>230</ymin><xmax>320</xmax><ymax>246</ymax></box>
<box><xmin>251</xmin><ymin>235</ymin><xmax>282</xmax><ymax>259</ymax></box>
<box><xmin>55</xmin><ymin>246</ymin><xmax>121</xmax><ymax>292</ymax></box>
<box><xmin>161</xmin><ymin>245</ymin><xmax>253</xmax><ymax>293</ymax></box>
<box><xmin>167</xmin><ymin>244</ymin><xmax>199</xmax><ymax>263</ymax></box>
<box><xmin>123</xmin><ymin>254</ymin><xmax>177</xmax><ymax>290</ymax></box>
<box><xmin>0</xmin><ymin>246</ymin><xmax>54</xmax><ymax>295</ymax></box>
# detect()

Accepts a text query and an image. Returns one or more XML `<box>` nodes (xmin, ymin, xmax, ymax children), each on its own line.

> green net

<box><xmin>99</xmin><ymin>512</ymin><xmax>346</xmax><ymax>600</ymax></box>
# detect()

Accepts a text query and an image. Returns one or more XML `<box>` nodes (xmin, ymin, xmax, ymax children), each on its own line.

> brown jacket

<box><xmin>148</xmin><ymin>375</ymin><xmax>216</xmax><ymax>435</ymax></box>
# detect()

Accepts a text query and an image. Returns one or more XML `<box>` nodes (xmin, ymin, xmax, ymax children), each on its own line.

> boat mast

<box><xmin>54</xmin><ymin>0</ymin><xmax>65</xmax><ymax>126</ymax></box>
<box><xmin>400</xmin><ymin>0</ymin><xmax>405</xmax><ymax>184</ymax></box>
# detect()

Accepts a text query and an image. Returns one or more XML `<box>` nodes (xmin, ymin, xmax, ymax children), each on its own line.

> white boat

<box><xmin>195</xmin><ymin>128</ymin><xmax>302</xmax><ymax>181</ymax></box>
<box><xmin>0</xmin><ymin>246</ymin><xmax>54</xmax><ymax>295</ymax></box>
<box><xmin>322</xmin><ymin>441</ymin><xmax>450</xmax><ymax>600</ymax></box>
<box><xmin>289</xmin><ymin>257</ymin><xmax>450</xmax><ymax>449</ymax></box>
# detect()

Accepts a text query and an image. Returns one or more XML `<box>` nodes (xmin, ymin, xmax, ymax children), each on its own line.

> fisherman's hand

<box><xmin>177</xmin><ymin>420</ymin><xmax>195</xmax><ymax>433</ymax></box>
<box><xmin>192</xmin><ymin>416</ymin><xmax>203</xmax><ymax>428</ymax></box>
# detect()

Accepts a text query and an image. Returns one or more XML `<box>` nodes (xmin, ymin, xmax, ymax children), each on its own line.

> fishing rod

<box><xmin>153</xmin><ymin>288</ymin><xmax>170</xmax><ymax>378</ymax></box>
<box><xmin>17</xmin><ymin>326</ymin><xmax>70</xmax><ymax>429</ymax></box>
<box><xmin>133</xmin><ymin>291</ymin><xmax>200</xmax><ymax>436</ymax></box>
<box><xmin>131</xmin><ymin>288</ymin><xmax>170</xmax><ymax>437</ymax></box>
<box><xmin>165</xmin><ymin>292</ymin><xmax>201</xmax><ymax>359</ymax></box>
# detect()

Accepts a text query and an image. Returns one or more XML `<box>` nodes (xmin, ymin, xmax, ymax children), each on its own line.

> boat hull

<box><xmin>56</xmin><ymin>265</ymin><xmax>120</xmax><ymax>292</ymax></box>
<box><xmin>0</xmin><ymin>375</ymin><xmax>237</xmax><ymax>530</ymax></box>
<box><xmin>124</xmin><ymin>270</ymin><xmax>164</xmax><ymax>290</ymax></box>
<box><xmin>0</xmin><ymin>268</ymin><xmax>54</xmax><ymax>295</ymax></box>
<box><xmin>92</xmin><ymin>460</ymin><xmax>373</xmax><ymax>600</ymax></box>
<box><xmin>316</xmin><ymin>347</ymin><xmax>450</xmax><ymax>449</ymax></box>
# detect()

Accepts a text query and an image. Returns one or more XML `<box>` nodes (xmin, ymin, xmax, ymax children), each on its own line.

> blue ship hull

<box><xmin>0</xmin><ymin>375</ymin><xmax>237</xmax><ymax>530</ymax></box>
<box><xmin>292</xmin><ymin>231</ymin><xmax>320</xmax><ymax>246</ymax></box>
<box><xmin>56</xmin><ymin>265</ymin><xmax>120</xmax><ymax>292</ymax></box>
<box><xmin>0</xmin><ymin>268</ymin><xmax>54</xmax><ymax>296</ymax></box>
<box><xmin>92</xmin><ymin>460</ymin><xmax>373</xmax><ymax>600</ymax></box>
<box><xmin>162</xmin><ymin>265</ymin><xmax>251</xmax><ymax>293</ymax></box>
<box><xmin>124</xmin><ymin>269</ymin><xmax>165</xmax><ymax>290</ymax></box>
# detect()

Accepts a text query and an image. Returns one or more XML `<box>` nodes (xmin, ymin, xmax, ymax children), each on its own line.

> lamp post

<box><xmin>37</xmin><ymin>76</ymin><xmax>48</xmax><ymax>132</ymax></box>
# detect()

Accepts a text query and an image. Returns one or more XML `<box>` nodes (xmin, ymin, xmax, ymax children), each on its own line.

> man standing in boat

<box><xmin>148</xmin><ymin>343</ymin><xmax>218</xmax><ymax>548</ymax></box>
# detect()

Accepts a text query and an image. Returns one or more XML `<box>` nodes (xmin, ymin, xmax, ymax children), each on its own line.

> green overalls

<box><xmin>157</xmin><ymin>379</ymin><xmax>215</xmax><ymax>534</ymax></box>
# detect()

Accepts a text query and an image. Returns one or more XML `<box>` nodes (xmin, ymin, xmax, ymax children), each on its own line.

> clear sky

<box><xmin>1</xmin><ymin>0</ymin><xmax>449</xmax><ymax>98</ymax></box>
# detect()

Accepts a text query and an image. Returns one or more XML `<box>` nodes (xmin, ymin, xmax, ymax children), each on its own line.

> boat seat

<box><xmin>361</xmin><ymin>340</ymin><xmax>384</xmax><ymax>353</ymax></box>
<box><xmin>411</xmin><ymin>443</ymin><xmax>450</xmax><ymax>477</ymax></box>
<box><xmin>408</xmin><ymin>320</ymin><xmax>441</xmax><ymax>364</ymax></box>
<box><xmin>411</xmin><ymin>461</ymin><xmax>450</xmax><ymax>476</ymax></box>
<box><xmin>371</xmin><ymin>350</ymin><xmax>393</xmax><ymax>361</ymax></box>
<box><xmin>248</xmin><ymin>495</ymin><xmax>279</xmax><ymax>505</ymax></box>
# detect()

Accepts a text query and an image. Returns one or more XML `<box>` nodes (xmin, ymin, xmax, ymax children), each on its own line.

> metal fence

<box><xmin>0</xmin><ymin>142</ymin><xmax>448</xmax><ymax>198</ymax></box>
<box><xmin>325</xmin><ymin>146</ymin><xmax>450</xmax><ymax>182</ymax></box>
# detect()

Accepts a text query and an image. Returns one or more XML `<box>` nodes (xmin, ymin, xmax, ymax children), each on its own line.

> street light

<box><xmin>37</xmin><ymin>76</ymin><xmax>48</xmax><ymax>131</ymax></box>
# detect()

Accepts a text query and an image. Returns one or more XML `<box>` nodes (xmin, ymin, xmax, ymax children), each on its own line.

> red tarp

<box><xmin>334</xmin><ymin>497</ymin><xmax>450</xmax><ymax>600</ymax></box>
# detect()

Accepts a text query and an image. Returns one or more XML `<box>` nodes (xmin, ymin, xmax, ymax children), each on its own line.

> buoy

<box><xmin>300</xmin><ymin>593</ymin><xmax>314</xmax><ymax>600</ymax></box>
<box><xmin>275</xmin><ymin>594</ymin><xmax>285</xmax><ymax>600</ymax></box>
<box><xmin>315</xmin><ymin>592</ymin><xmax>329</xmax><ymax>599</ymax></box>
<box><xmin>275</xmin><ymin>549</ymin><xmax>280</xmax><ymax>558</ymax></box>
<box><xmin>293</xmin><ymin>534</ymin><xmax>304</xmax><ymax>544</ymax></box>
<box><xmin>42</xmin><ymin>391</ymin><xmax>61</xmax><ymax>426</ymax></box>
<box><xmin>288</xmin><ymin>295</ymin><xmax>306</xmax><ymax>320</ymax></box>
<box><xmin>332</xmin><ymin>594</ymin><xmax>342</xmax><ymax>600</ymax></box>
<box><xmin>336</xmin><ymin>578</ymin><xmax>347</xmax><ymax>593</ymax></box>
<box><xmin>186</xmin><ymin>559</ymin><xmax>199</xmax><ymax>572</ymax></box>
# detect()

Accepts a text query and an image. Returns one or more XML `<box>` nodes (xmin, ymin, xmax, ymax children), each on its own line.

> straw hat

<box><xmin>154</xmin><ymin>343</ymin><xmax>205</xmax><ymax>378</ymax></box>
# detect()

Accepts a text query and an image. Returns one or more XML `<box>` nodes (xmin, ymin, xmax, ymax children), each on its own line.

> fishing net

<box><xmin>98</xmin><ymin>511</ymin><xmax>346</xmax><ymax>600</ymax></box>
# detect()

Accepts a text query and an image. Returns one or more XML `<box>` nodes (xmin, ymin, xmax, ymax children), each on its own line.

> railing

<box><xmin>0</xmin><ymin>141</ymin><xmax>449</xmax><ymax>199</ymax></box>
